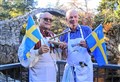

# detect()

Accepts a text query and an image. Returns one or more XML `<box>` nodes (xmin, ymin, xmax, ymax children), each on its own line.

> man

<box><xmin>59</xmin><ymin>9</ymin><xmax>93</xmax><ymax>82</ymax></box>
<box><xmin>18</xmin><ymin>12</ymin><xmax>59</xmax><ymax>82</ymax></box>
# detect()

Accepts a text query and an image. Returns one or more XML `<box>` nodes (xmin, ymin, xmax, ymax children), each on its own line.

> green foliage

<box><xmin>0</xmin><ymin>0</ymin><xmax>35</xmax><ymax>20</ymax></box>
<box><xmin>93</xmin><ymin>14</ymin><xmax>105</xmax><ymax>28</ymax></box>
<box><xmin>114</xmin><ymin>1</ymin><xmax>120</xmax><ymax>22</ymax></box>
<box><xmin>95</xmin><ymin>0</ymin><xmax>120</xmax><ymax>25</ymax></box>
<box><xmin>51</xmin><ymin>16</ymin><xmax>66</xmax><ymax>34</ymax></box>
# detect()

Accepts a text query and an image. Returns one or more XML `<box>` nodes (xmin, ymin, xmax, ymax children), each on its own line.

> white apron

<box><xmin>62</xmin><ymin>25</ymin><xmax>93</xmax><ymax>82</ymax></box>
<box><xmin>29</xmin><ymin>36</ymin><xmax>57</xmax><ymax>82</ymax></box>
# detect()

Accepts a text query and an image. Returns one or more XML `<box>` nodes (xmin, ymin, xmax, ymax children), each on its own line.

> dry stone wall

<box><xmin>0</xmin><ymin>16</ymin><xmax>27</xmax><ymax>64</ymax></box>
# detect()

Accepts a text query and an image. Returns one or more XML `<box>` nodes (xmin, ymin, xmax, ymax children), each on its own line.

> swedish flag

<box><xmin>86</xmin><ymin>24</ymin><xmax>108</xmax><ymax>66</ymax></box>
<box><xmin>23</xmin><ymin>16</ymin><xmax>41</xmax><ymax>60</ymax></box>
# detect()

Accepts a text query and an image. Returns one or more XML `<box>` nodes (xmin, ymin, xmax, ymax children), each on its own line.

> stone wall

<box><xmin>0</xmin><ymin>8</ymin><xmax>65</xmax><ymax>64</ymax></box>
<box><xmin>0</xmin><ymin>16</ymin><xmax>26</xmax><ymax>64</ymax></box>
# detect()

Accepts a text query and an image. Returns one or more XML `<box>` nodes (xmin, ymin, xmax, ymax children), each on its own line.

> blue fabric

<box><xmin>62</xmin><ymin>65</ymin><xmax>74</xmax><ymax>82</ymax></box>
<box><xmin>61</xmin><ymin>25</ymin><xmax>93</xmax><ymax>82</ymax></box>
<box><xmin>85</xmin><ymin>24</ymin><xmax>108</xmax><ymax>66</ymax></box>
<box><xmin>23</xmin><ymin>16</ymin><xmax>41</xmax><ymax>60</ymax></box>
<box><xmin>60</xmin><ymin>25</ymin><xmax>92</xmax><ymax>43</ymax></box>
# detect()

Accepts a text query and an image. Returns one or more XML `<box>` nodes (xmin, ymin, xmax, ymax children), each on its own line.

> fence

<box><xmin>57</xmin><ymin>60</ymin><xmax>120</xmax><ymax>82</ymax></box>
<box><xmin>0</xmin><ymin>63</ymin><xmax>28</xmax><ymax>82</ymax></box>
<box><xmin>0</xmin><ymin>60</ymin><xmax>120</xmax><ymax>82</ymax></box>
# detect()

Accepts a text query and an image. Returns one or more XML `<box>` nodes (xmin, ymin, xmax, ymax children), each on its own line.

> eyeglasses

<box><xmin>43</xmin><ymin>18</ymin><xmax>53</xmax><ymax>22</ymax></box>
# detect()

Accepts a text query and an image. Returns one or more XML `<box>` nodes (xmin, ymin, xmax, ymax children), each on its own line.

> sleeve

<box><xmin>18</xmin><ymin>38</ymin><xmax>41</xmax><ymax>68</ymax></box>
<box><xmin>18</xmin><ymin>42</ymin><xmax>30</xmax><ymax>68</ymax></box>
<box><xmin>59</xmin><ymin>31</ymin><xmax>68</xmax><ymax>43</ymax></box>
<box><xmin>83</xmin><ymin>26</ymin><xmax>92</xmax><ymax>39</ymax></box>
<box><xmin>87</xmin><ymin>26</ymin><xmax>92</xmax><ymax>35</ymax></box>
<box><xmin>59</xmin><ymin>34</ymin><xmax>64</xmax><ymax>42</ymax></box>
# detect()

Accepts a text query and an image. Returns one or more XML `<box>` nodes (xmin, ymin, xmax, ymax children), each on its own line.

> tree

<box><xmin>95</xmin><ymin>0</ymin><xmax>120</xmax><ymax>25</ymax></box>
<box><xmin>0</xmin><ymin>0</ymin><xmax>36</xmax><ymax>20</ymax></box>
<box><xmin>54</xmin><ymin>0</ymin><xmax>95</xmax><ymax>28</ymax></box>
<box><xmin>114</xmin><ymin>0</ymin><xmax>120</xmax><ymax>22</ymax></box>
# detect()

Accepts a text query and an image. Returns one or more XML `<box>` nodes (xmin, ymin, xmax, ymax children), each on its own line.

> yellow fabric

<box><xmin>90</xmin><ymin>32</ymin><xmax>108</xmax><ymax>64</ymax></box>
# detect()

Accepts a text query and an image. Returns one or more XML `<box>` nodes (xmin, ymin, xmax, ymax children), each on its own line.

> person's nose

<box><xmin>73</xmin><ymin>17</ymin><xmax>76</xmax><ymax>20</ymax></box>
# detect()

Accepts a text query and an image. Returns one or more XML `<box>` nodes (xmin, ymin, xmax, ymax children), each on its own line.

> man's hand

<box><xmin>38</xmin><ymin>45</ymin><xmax>49</xmax><ymax>55</ymax></box>
<box><xmin>59</xmin><ymin>42</ymin><xmax>67</xmax><ymax>50</ymax></box>
<box><xmin>80</xmin><ymin>40</ymin><xmax>88</xmax><ymax>48</ymax></box>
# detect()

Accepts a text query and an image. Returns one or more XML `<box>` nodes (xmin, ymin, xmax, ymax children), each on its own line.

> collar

<box><xmin>70</xmin><ymin>25</ymin><xmax>80</xmax><ymax>32</ymax></box>
<box><xmin>40</xmin><ymin>28</ymin><xmax>51</xmax><ymax>37</ymax></box>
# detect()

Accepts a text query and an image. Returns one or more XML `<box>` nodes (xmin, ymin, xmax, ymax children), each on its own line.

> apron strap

<box><xmin>79</xmin><ymin>25</ymin><xmax>84</xmax><ymax>39</ymax></box>
<box><xmin>68</xmin><ymin>25</ymin><xmax>84</xmax><ymax>40</ymax></box>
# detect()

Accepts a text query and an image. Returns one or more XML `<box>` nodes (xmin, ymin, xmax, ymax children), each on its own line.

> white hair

<box><xmin>66</xmin><ymin>9</ymin><xmax>78</xmax><ymax>19</ymax></box>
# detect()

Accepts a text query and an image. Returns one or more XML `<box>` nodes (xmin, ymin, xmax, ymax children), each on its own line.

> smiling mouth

<box><xmin>45</xmin><ymin>22</ymin><xmax>51</xmax><ymax>25</ymax></box>
<box><xmin>69</xmin><ymin>20</ymin><xmax>75</xmax><ymax>24</ymax></box>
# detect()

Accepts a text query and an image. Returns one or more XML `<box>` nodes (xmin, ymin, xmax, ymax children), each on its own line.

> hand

<box><xmin>48</xmin><ymin>40</ymin><xmax>64</xmax><ymax>46</ymax></box>
<box><xmin>79</xmin><ymin>40</ymin><xmax>87</xmax><ymax>48</ymax></box>
<box><xmin>59</xmin><ymin>42</ymin><xmax>67</xmax><ymax>50</ymax></box>
<box><xmin>38</xmin><ymin>45</ymin><xmax>49</xmax><ymax>55</ymax></box>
